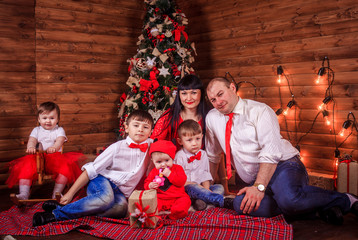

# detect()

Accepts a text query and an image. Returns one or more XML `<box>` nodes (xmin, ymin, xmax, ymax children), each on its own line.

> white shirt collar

<box><xmin>125</xmin><ymin>136</ymin><xmax>150</xmax><ymax>145</ymax></box>
<box><xmin>232</xmin><ymin>97</ymin><xmax>244</xmax><ymax>115</ymax></box>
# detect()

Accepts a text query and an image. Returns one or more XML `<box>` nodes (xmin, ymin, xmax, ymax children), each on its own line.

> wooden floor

<box><xmin>1</xmin><ymin>182</ymin><xmax>358</xmax><ymax>240</ymax></box>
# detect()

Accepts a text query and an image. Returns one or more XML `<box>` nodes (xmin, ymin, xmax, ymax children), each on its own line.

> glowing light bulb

<box><xmin>339</xmin><ymin>128</ymin><xmax>346</xmax><ymax>137</ymax></box>
<box><xmin>283</xmin><ymin>107</ymin><xmax>290</xmax><ymax>115</ymax></box>
<box><xmin>283</xmin><ymin>100</ymin><xmax>295</xmax><ymax>115</ymax></box>
<box><xmin>318</xmin><ymin>103</ymin><xmax>325</xmax><ymax>110</ymax></box>
<box><xmin>277</xmin><ymin>74</ymin><xmax>282</xmax><ymax>84</ymax></box>
<box><xmin>315</xmin><ymin>67</ymin><xmax>325</xmax><ymax>84</ymax></box>
<box><xmin>338</xmin><ymin>120</ymin><xmax>351</xmax><ymax>137</ymax></box>
<box><xmin>318</xmin><ymin>96</ymin><xmax>332</xmax><ymax>110</ymax></box>
<box><xmin>325</xmin><ymin>117</ymin><xmax>330</xmax><ymax>125</ymax></box>
<box><xmin>315</xmin><ymin>75</ymin><xmax>323</xmax><ymax>84</ymax></box>
<box><xmin>277</xmin><ymin>65</ymin><xmax>283</xmax><ymax>84</ymax></box>
<box><xmin>322</xmin><ymin>110</ymin><xmax>330</xmax><ymax>125</ymax></box>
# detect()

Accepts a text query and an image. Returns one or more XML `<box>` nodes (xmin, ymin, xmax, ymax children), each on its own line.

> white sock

<box><xmin>346</xmin><ymin>193</ymin><xmax>358</xmax><ymax>208</ymax></box>
<box><xmin>16</xmin><ymin>184</ymin><xmax>31</xmax><ymax>200</ymax></box>
<box><xmin>52</xmin><ymin>183</ymin><xmax>66</xmax><ymax>199</ymax></box>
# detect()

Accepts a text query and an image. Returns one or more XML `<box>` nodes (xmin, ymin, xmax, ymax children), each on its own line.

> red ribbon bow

<box><xmin>139</xmin><ymin>78</ymin><xmax>159</xmax><ymax>92</ymax></box>
<box><xmin>173</xmin><ymin>26</ymin><xmax>188</xmax><ymax>42</ymax></box>
<box><xmin>188</xmin><ymin>151</ymin><xmax>201</xmax><ymax>163</ymax></box>
<box><xmin>129</xmin><ymin>143</ymin><xmax>148</xmax><ymax>152</ymax></box>
<box><xmin>130</xmin><ymin>191</ymin><xmax>160</xmax><ymax>228</ymax></box>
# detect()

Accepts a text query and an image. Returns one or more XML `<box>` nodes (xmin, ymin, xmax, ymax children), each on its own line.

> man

<box><xmin>205</xmin><ymin>77</ymin><xmax>358</xmax><ymax>224</ymax></box>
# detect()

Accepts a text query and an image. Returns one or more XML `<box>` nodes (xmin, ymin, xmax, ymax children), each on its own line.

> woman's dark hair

<box><xmin>162</xmin><ymin>74</ymin><xmax>207</xmax><ymax>141</ymax></box>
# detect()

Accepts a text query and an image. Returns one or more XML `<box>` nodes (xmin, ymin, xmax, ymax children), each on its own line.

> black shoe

<box><xmin>351</xmin><ymin>201</ymin><xmax>358</xmax><ymax>217</ymax></box>
<box><xmin>42</xmin><ymin>200</ymin><xmax>63</xmax><ymax>212</ymax></box>
<box><xmin>192</xmin><ymin>199</ymin><xmax>207</xmax><ymax>211</ymax></box>
<box><xmin>319</xmin><ymin>206</ymin><xmax>344</xmax><ymax>225</ymax></box>
<box><xmin>223</xmin><ymin>197</ymin><xmax>235</xmax><ymax>210</ymax></box>
<box><xmin>33</xmin><ymin>212</ymin><xmax>56</xmax><ymax>227</ymax></box>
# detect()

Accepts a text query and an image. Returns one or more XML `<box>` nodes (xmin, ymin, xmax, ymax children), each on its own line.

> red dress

<box><xmin>6</xmin><ymin>152</ymin><xmax>84</xmax><ymax>188</ymax></box>
<box><xmin>151</xmin><ymin>110</ymin><xmax>203</xmax><ymax>149</ymax></box>
<box><xmin>144</xmin><ymin>164</ymin><xmax>191</xmax><ymax>220</ymax></box>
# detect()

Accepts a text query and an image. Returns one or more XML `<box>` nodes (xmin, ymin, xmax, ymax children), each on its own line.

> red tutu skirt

<box><xmin>6</xmin><ymin>152</ymin><xmax>84</xmax><ymax>188</ymax></box>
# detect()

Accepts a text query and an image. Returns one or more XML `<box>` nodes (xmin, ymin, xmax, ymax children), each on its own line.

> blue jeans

<box><xmin>185</xmin><ymin>183</ymin><xmax>225</xmax><ymax>207</ymax></box>
<box><xmin>233</xmin><ymin>156</ymin><xmax>351</xmax><ymax>217</ymax></box>
<box><xmin>53</xmin><ymin>175</ymin><xmax>128</xmax><ymax>220</ymax></box>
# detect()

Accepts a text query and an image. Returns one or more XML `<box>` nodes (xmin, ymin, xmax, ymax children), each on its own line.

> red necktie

<box><xmin>188</xmin><ymin>151</ymin><xmax>202</xmax><ymax>163</ymax></box>
<box><xmin>225</xmin><ymin>113</ymin><xmax>234</xmax><ymax>179</ymax></box>
<box><xmin>129</xmin><ymin>143</ymin><xmax>148</xmax><ymax>152</ymax></box>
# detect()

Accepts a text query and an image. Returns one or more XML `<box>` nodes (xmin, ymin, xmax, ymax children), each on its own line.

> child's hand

<box><xmin>26</xmin><ymin>147</ymin><xmax>36</xmax><ymax>154</ymax></box>
<box><xmin>162</xmin><ymin>168</ymin><xmax>171</xmax><ymax>177</ymax></box>
<box><xmin>47</xmin><ymin>147</ymin><xmax>56</xmax><ymax>154</ymax></box>
<box><xmin>149</xmin><ymin>182</ymin><xmax>159</xmax><ymax>189</ymax></box>
<box><xmin>60</xmin><ymin>193</ymin><xmax>73</xmax><ymax>205</ymax></box>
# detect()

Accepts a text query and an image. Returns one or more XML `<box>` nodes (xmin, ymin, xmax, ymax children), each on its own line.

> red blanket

<box><xmin>0</xmin><ymin>204</ymin><xmax>292</xmax><ymax>239</ymax></box>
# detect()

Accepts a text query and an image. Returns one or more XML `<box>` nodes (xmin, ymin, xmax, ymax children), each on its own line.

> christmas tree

<box><xmin>117</xmin><ymin>0</ymin><xmax>196</xmax><ymax>139</ymax></box>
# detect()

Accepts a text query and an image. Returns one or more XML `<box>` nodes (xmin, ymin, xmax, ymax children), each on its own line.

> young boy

<box><xmin>175</xmin><ymin>119</ymin><xmax>227</xmax><ymax>211</ymax></box>
<box><xmin>144</xmin><ymin>140</ymin><xmax>191</xmax><ymax>220</ymax></box>
<box><xmin>33</xmin><ymin>110</ymin><xmax>154</xmax><ymax>227</ymax></box>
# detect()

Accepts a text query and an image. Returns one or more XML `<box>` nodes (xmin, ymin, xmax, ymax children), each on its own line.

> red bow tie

<box><xmin>188</xmin><ymin>151</ymin><xmax>201</xmax><ymax>163</ymax></box>
<box><xmin>129</xmin><ymin>143</ymin><xmax>148</xmax><ymax>152</ymax></box>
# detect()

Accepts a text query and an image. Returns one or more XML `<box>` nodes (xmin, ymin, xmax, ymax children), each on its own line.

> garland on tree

<box><xmin>117</xmin><ymin>0</ymin><xmax>197</xmax><ymax>139</ymax></box>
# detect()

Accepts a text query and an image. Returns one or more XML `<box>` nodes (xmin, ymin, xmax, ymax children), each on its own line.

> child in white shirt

<box><xmin>33</xmin><ymin>110</ymin><xmax>154</xmax><ymax>227</ymax></box>
<box><xmin>6</xmin><ymin>101</ymin><xmax>83</xmax><ymax>200</ymax></box>
<box><xmin>175</xmin><ymin>119</ymin><xmax>226</xmax><ymax>211</ymax></box>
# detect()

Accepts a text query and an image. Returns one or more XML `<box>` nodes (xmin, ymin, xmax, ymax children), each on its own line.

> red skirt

<box><xmin>6</xmin><ymin>152</ymin><xmax>84</xmax><ymax>188</ymax></box>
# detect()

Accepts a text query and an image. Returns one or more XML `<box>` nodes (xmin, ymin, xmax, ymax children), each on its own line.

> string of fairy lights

<box><xmin>225</xmin><ymin>56</ymin><xmax>357</xmax><ymax>172</ymax></box>
<box><xmin>274</xmin><ymin>56</ymin><xmax>358</xmax><ymax>166</ymax></box>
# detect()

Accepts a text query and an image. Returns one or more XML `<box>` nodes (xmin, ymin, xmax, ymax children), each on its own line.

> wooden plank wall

<box><xmin>0</xmin><ymin>0</ymin><xmax>145</xmax><ymax>186</ymax></box>
<box><xmin>1</xmin><ymin>0</ymin><xmax>357</xmax><ymax>186</ymax></box>
<box><xmin>0</xmin><ymin>0</ymin><xmax>36</xmax><ymax>184</ymax></box>
<box><xmin>177</xmin><ymin>0</ymin><xmax>358</xmax><ymax>175</ymax></box>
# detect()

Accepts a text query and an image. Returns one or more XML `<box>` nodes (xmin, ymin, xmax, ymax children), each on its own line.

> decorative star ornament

<box><xmin>159</xmin><ymin>65</ymin><xmax>170</xmax><ymax>77</ymax></box>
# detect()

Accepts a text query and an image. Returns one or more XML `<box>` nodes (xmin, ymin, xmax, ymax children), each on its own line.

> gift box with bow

<box><xmin>128</xmin><ymin>189</ymin><xmax>159</xmax><ymax>228</ymax></box>
<box><xmin>337</xmin><ymin>155</ymin><xmax>358</xmax><ymax>195</ymax></box>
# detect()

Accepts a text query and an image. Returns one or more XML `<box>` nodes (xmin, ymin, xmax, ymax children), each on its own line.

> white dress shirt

<box><xmin>205</xmin><ymin>97</ymin><xmax>299</xmax><ymax>184</ymax></box>
<box><xmin>30</xmin><ymin>125</ymin><xmax>67</xmax><ymax>152</ymax></box>
<box><xmin>174</xmin><ymin>148</ymin><xmax>213</xmax><ymax>185</ymax></box>
<box><xmin>82</xmin><ymin>136</ymin><xmax>152</xmax><ymax>197</ymax></box>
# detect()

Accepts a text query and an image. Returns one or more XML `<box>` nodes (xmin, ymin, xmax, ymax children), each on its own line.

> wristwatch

<box><xmin>253</xmin><ymin>183</ymin><xmax>266</xmax><ymax>192</ymax></box>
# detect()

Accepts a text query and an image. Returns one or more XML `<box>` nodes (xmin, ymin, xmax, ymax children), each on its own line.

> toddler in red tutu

<box><xmin>6</xmin><ymin>101</ymin><xmax>83</xmax><ymax>200</ymax></box>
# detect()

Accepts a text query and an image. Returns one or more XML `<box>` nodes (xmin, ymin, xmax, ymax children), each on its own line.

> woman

<box><xmin>151</xmin><ymin>74</ymin><xmax>207</xmax><ymax>147</ymax></box>
<box><xmin>152</xmin><ymin>74</ymin><xmax>234</xmax><ymax>195</ymax></box>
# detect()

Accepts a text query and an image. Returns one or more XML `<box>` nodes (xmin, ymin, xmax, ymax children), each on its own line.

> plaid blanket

<box><xmin>0</xmin><ymin>203</ymin><xmax>292</xmax><ymax>239</ymax></box>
